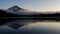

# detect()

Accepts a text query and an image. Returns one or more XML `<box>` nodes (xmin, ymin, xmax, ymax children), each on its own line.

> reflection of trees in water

<box><xmin>1</xmin><ymin>18</ymin><xmax>60</xmax><ymax>30</ymax></box>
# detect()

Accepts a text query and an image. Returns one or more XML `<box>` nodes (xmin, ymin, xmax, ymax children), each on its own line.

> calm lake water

<box><xmin>0</xmin><ymin>19</ymin><xmax>60</xmax><ymax>34</ymax></box>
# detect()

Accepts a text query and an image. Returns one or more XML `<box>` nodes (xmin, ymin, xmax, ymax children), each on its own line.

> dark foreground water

<box><xmin>0</xmin><ymin>19</ymin><xmax>60</xmax><ymax>34</ymax></box>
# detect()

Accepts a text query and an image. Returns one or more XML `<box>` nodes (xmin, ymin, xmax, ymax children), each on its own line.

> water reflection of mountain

<box><xmin>0</xmin><ymin>19</ymin><xmax>59</xmax><ymax>30</ymax></box>
<box><xmin>0</xmin><ymin>19</ymin><xmax>60</xmax><ymax>34</ymax></box>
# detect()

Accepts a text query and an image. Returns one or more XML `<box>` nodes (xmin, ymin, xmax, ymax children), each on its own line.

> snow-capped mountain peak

<box><xmin>6</xmin><ymin>5</ymin><xmax>40</xmax><ymax>15</ymax></box>
<box><xmin>8</xmin><ymin>5</ymin><xmax>24</xmax><ymax>11</ymax></box>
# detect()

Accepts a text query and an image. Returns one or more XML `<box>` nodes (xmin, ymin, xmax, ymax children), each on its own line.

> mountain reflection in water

<box><xmin>0</xmin><ymin>19</ymin><xmax>60</xmax><ymax>34</ymax></box>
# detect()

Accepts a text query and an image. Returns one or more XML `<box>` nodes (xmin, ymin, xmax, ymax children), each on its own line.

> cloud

<box><xmin>27</xmin><ymin>4</ymin><xmax>37</xmax><ymax>11</ymax></box>
<box><xmin>31</xmin><ymin>8</ymin><xmax>37</xmax><ymax>11</ymax></box>
<box><xmin>28</xmin><ymin>4</ymin><xmax>33</xmax><ymax>8</ymax></box>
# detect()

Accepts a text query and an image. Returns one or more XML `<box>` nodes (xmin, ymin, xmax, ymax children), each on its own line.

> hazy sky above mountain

<box><xmin>0</xmin><ymin>0</ymin><xmax>60</xmax><ymax>12</ymax></box>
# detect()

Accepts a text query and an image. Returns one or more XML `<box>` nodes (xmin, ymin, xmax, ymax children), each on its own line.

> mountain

<box><xmin>8</xmin><ymin>5</ymin><xmax>24</xmax><ymax>11</ymax></box>
<box><xmin>6</xmin><ymin>5</ymin><xmax>41</xmax><ymax>15</ymax></box>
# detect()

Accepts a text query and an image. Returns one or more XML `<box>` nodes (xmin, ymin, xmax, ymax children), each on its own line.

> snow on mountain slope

<box><xmin>6</xmin><ymin>5</ymin><xmax>40</xmax><ymax>15</ymax></box>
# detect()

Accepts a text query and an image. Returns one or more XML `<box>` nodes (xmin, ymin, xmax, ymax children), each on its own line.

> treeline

<box><xmin>0</xmin><ymin>10</ymin><xmax>60</xmax><ymax>17</ymax></box>
<box><xmin>0</xmin><ymin>10</ymin><xmax>20</xmax><ymax>17</ymax></box>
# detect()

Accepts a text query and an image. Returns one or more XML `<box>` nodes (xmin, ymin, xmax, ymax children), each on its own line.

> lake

<box><xmin>0</xmin><ymin>19</ymin><xmax>60</xmax><ymax>34</ymax></box>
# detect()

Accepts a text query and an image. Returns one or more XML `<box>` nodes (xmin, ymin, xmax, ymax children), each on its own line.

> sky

<box><xmin>0</xmin><ymin>0</ymin><xmax>60</xmax><ymax>12</ymax></box>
